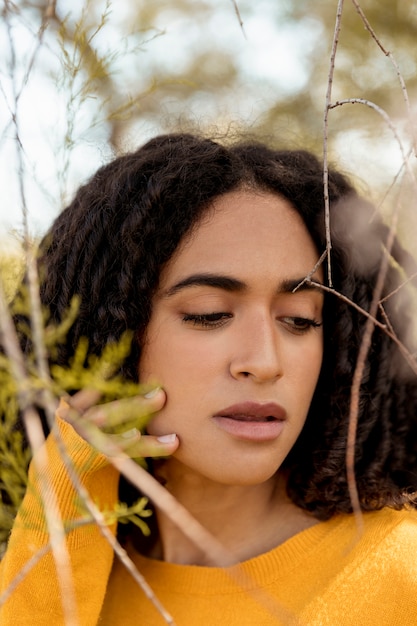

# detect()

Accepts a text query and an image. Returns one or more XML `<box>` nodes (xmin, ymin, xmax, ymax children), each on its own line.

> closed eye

<box><xmin>280</xmin><ymin>317</ymin><xmax>323</xmax><ymax>335</ymax></box>
<box><xmin>182</xmin><ymin>312</ymin><xmax>232</xmax><ymax>329</ymax></box>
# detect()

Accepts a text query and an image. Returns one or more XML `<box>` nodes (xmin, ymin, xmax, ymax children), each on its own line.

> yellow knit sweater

<box><xmin>1</xmin><ymin>417</ymin><xmax>417</xmax><ymax>625</ymax></box>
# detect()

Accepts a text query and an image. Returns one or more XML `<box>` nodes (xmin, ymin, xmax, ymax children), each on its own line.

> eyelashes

<box><xmin>182</xmin><ymin>313</ymin><xmax>322</xmax><ymax>333</ymax></box>
<box><xmin>182</xmin><ymin>312</ymin><xmax>233</xmax><ymax>329</ymax></box>
<box><xmin>280</xmin><ymin>317</ymin><xmax>323</xmax><ymax>334</ymax></box>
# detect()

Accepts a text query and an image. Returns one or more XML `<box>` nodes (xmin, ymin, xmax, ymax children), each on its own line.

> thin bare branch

<box><xmin>52</xmin><ymin>426</ymin><xmax>177</xmax><ymax>625</ymax></box>
<box><xmin>292</xmin><ymin>250</ymin><xmax>327</xmax><ymax>291</ymax></box>
<box><xmin>329</xmin><ymin>98</ymin><xmax>416</xmax><ymax>187</ymax></box>
<box><xmin>0</xmin><ymin>279</ymin><xmax>79</xmax><ymax>626</ymax></box>
<box><xmin>230</xmin><ymin>0</ymin><xmax>246</xmax><ymax>39</ymax></box>
<box><xmin>0</xmin><ymin>544</ymin><xmax>51</xmax><ymax>606</ymax></box>
<box><xmin>51</xmin><ymin>404</ymin><xmax>298</xmax><ymax>620</ymax></box>
<box><xmin>380</xmin><ymin>270</ymin><xmax>417</xmax><ymax>304</ymax></box>
<box><xmin>67</xmin><ymin>414</ymin><xmax>238</xmax><ymax>568</ymax></box>
<box><xmin>14</xmin><ymin>1</ymin><xmax>56</xmax><ymax>106</ymax></box>
<box><xmin>378</xmin><ymin>303</ymin><xmax>417</xmax><ymax>376</ymax></box>
<box><xmin>346</xmin><ymin>212</ymin><xmax>398</xmax><ymax>531</ymax></box>
<box><xmin>305</xmin><ymin>279</ymin><xmax>417</xmax><ymax>377</ymax></box>
<box><xmin>3</xmin><ymin>2</ymin><xmax>29</xmax><ymax>240</ymax></box>
<box><xmin>323</xmin><ymin>0</ymin><xmax>345</xmax><ymax>287</ymax></box>
<box><xmin>350</xmin><ymin>0</ymin><xmax>417</xmax><ymax>156</ymax></box>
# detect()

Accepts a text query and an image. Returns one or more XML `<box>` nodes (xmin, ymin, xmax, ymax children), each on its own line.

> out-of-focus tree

<box><xmin>259</xmin><ymin>1</ymin><xmax>417</xmax><ymax>138</ymax></box>
<box><xmin>1</xmin><ymin>0</ymin><xmax>416</xmax><ymax>238</ymax></box>
<box><xmin>15</xmin><ymin>0</ymin><xmax>415</xmax><ymax>145</ymax></box>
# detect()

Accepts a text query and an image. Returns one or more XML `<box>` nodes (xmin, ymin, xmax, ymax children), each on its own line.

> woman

<box><xmin>1</xmin><ymin>133</ymin><xmax>417</xmax><ymax>624</ymax></box>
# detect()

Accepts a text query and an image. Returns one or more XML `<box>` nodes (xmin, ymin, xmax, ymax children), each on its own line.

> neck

<box><xmin>143</xmin><ymin>459</ymin><xmax>317</xmax><ymax>566</ymax></box>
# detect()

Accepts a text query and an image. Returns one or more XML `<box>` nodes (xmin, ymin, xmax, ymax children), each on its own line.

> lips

<box><xmin>212</xmin><ymin>402</ymin><xmax>286</xmax><ymax>442</ymax></box>
<box><xmin>213</xmin><ymin>402</ymin><xmax>286</xmax><ymax>422</ymax></box>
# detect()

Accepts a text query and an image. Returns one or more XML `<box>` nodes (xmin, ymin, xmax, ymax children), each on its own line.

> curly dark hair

<box><xmin>17</xmin><ymin>133</ymin><xmax>417</xmax><ymax>521</ymax></box>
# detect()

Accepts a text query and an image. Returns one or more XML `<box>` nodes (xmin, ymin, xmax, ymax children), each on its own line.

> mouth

<box><xmin>222</xmin><ymin>414</ymin><xmax>278</xmax><ymax>422</ymax></box>
<box><xmin>213</xmin><ymin>401</ymin><xmax>286</xmax><ymax>422</ymax></box>
<box><xmin>212</xmin><ymin>402</ymin><xmax>286</xmax><ymax>442</ymax></box>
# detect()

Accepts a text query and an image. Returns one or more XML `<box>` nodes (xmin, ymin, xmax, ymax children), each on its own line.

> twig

<box><xmin>379</xmin><ymin>270</ymin><xmax>417</xmax><ymax>304</ymax></box>
<box><xmin>3</xmin><ymin>1</ymin><xmax>29</xmax><ymax>241</ymax></box>
<box><xmin>346</xmin><ymin>210</ymin><xmax>399</xmax><ymax>532</ymax></box>
<box><xmin>16</xmin><ymin>1</ymin><xmax>56</xmax><ymax>107</ymax></box>
<box><xmin>0</xmin><ymin>277</ymin><xmax>79</xmax><ymax>626</ymax></box>
<box><xmin>60</xmin><ymin>414</ymin><xmax>294</xmax><ymax>621</ymax></box>
<box><xmin>0</xmin><ymin>544</ymin><xmax>51</xmax><ymax>607</ymax></box>
<box><xmin>304</xmin><ymin>279</ymin><xmax>417</xmax><ymax>377</ymax></box>
<box><xmin>372</xmin><ymin>153</ymin><xmax>408</xmax><ymax>218</ymax></box>
<box><xmin>26</xmin><ymin>253</ymin><xmax>56</xmax><ymax>424</ymax></box>
<box><xmin>68</xmin><ymin>416</ymin><xmax>238</xmax><ymax>568</ymax></box>
<box><xmin>52</xmin><ymin>425</ymin><xmax>177</xmax><ymax>625</ymax></box>
<box><xmin>1</xmin><ymin>6</ymin><xmax>81</xmax><ymax>620</ymax></box>
<box><xmin>350</xmin><ymin>0</ymin><xmax>417</xmax><ymax>157</ymax></box>
<box><xmin>230</xmin><ymin>0</ymin><xmax>246</xmax><ymax>39</ymax></box>
<box><xmin>292</xmin><ymin>250</ymin><xmax>327</xmax><ymax>291</ymax></box>
<box><xmin>329</xmin><ymin>98</ymin><xmax>416</xmax><ymax>186</ymax></box>
<box><xmin>378</xmin><ymin>303</ymin><xmax>417</xmax><ymax>376</ymax></box>
<box><xmin>323</xmin><ymin>0</ymin><xmax>345</xmax><ymax>287</ymax></box>
<box><xmin>60</xmin><ymin>413</ymin><xmax>302</xmax><ymax>622</ymax></box>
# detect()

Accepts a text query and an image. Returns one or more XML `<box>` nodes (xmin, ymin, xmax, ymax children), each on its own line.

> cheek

<box><xmin>140</xmin><ymin>327</ymin><xmax>221</xmax><ymax>383</ymax></box>
<box><xmin>296</xmin><ymin>339</ymin><xmax>323</xmax><ymax>399</ymax></box>
<box><xmin>138</xmin><ymin>337</ymin><xmax>199</xmax><ymax>436</ymax></box>
<box><xmin>139</xmin><ymin>329</ymin><xmax>176</xmax><ymax>382</ymax></box>
<box><xmin>309</xmin><ymin>341</ymin><xmax>323</xmax><ymax>376</ymax></box>
<box><xmin>146</xmin><ymin>412</ymin><xmax>169</xmax><ymax>437</ymax></box>
<box><xmin>144</xmin><ymin>376</ymin><xmax>194</xmax><ymax>438</ymax></box>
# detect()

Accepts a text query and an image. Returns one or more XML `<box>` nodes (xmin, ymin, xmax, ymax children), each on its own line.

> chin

<box><xmin>174</xmin><ymin>453</ymin><xmax>283</xmax><ymax>487</ymax></box>
<box><xmin>213</xmin><ymin>467</ymin><xmax>281</xmax><ymax>487</ymax></box>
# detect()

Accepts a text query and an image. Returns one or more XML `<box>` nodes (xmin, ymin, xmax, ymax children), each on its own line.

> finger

<box><xmin>56</xmin><ymin>393</ymin><xmax>102</xmax><ymax>423</ymax></box>
<box><xmin>83</xmin><ymin>388</ymin><xmax>166</xmax><ymax>429</ymax></box>
<box><xmin>108</xmin><ymin>431</ymin><xmax>179</xmax><ymax>458</ymax></box>
<box><xmin>67</xmin><ymin>388</ymin><xmax>103</xmax><ymax>414</ymax></box>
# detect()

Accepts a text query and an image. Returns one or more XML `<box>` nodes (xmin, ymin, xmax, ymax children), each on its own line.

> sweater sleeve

<box><xmin>0</xmin><ymin>414</ymin><xmax>120</xmax><ymax>626</ymax></box>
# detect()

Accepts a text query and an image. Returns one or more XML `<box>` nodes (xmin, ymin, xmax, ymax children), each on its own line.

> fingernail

<box><xmin>121</xmin><ymin>428</ymin><xmax>140</xmax><ymax>439</ymax></box>
<box><xmin>144</xmin><ymin>387</ymin><xmax>161</xmax><ymax>399</ymax></box>
<box><xmin>157</xmin><ymin>433</ymin><xmax>176</xmax><ymax>444</ymax></box>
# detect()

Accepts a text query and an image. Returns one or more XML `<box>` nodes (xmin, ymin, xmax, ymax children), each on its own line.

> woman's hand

<box><xmin>57</xmin><ymin>387</ymin><xmax>179</xmax><ymax>459</ymax></box>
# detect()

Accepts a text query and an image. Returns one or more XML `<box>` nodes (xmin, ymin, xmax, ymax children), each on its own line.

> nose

<box><xmin>229</xmin><ymin>313</ymin><xmax>283</xmax><ymax>383</ymax></box>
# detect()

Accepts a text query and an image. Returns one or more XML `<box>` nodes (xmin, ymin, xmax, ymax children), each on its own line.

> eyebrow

<box><xmin>162</xmin><ymin>273</ymin><xmax>324</xmax><ymax>297</ymax></box>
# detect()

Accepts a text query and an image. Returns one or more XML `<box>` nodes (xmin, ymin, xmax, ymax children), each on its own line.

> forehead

<box><xmin>159</xmin><ymin>190</ymin><xmax>322</xmax><ymax>288</ymax></box>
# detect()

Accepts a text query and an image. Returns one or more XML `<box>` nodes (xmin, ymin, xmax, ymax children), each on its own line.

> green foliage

<box><xmin>72</xmin><ymin>494</ymin><xmax>153</xmax><ymax>537</ymax></box>
<box><xmin>102</xmin><ymin>497</ymin><xmax>153</xmax><ymax>537</ymax></box>
<box><xmin>0</xmin><ymin>283</ymin><xmax>154</xmax><ymax>557</ymax></box>
<box><xmin>0</xmin><ymin>253</ymin><xmax>24</xmax><ymax>304</ymax></box>
<box><xmin>50</xmin><ymin>333</ymin><xmax>139</xmax><ymax>400</ymax></box>
<box><xmin>0</xmin><ymin>385</ymin><xmax>31</xmax><ymax>557</ymax></box>
<box><xmin>0</xmin><ymin>253</ymin><xmax>28</xmax><ymax>555</ymax></box>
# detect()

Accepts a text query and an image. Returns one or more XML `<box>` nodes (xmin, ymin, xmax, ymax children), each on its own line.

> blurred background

<box><xmin>1</xmin><ymin>0</ymin><xmax>416</xmax><ymax>257</ymax></box>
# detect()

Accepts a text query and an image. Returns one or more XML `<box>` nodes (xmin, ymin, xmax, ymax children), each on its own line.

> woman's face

<box><xmin>139</xmin><ymin>189</ymin><xmax>324</xmax><ymax>486</ymax></box>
